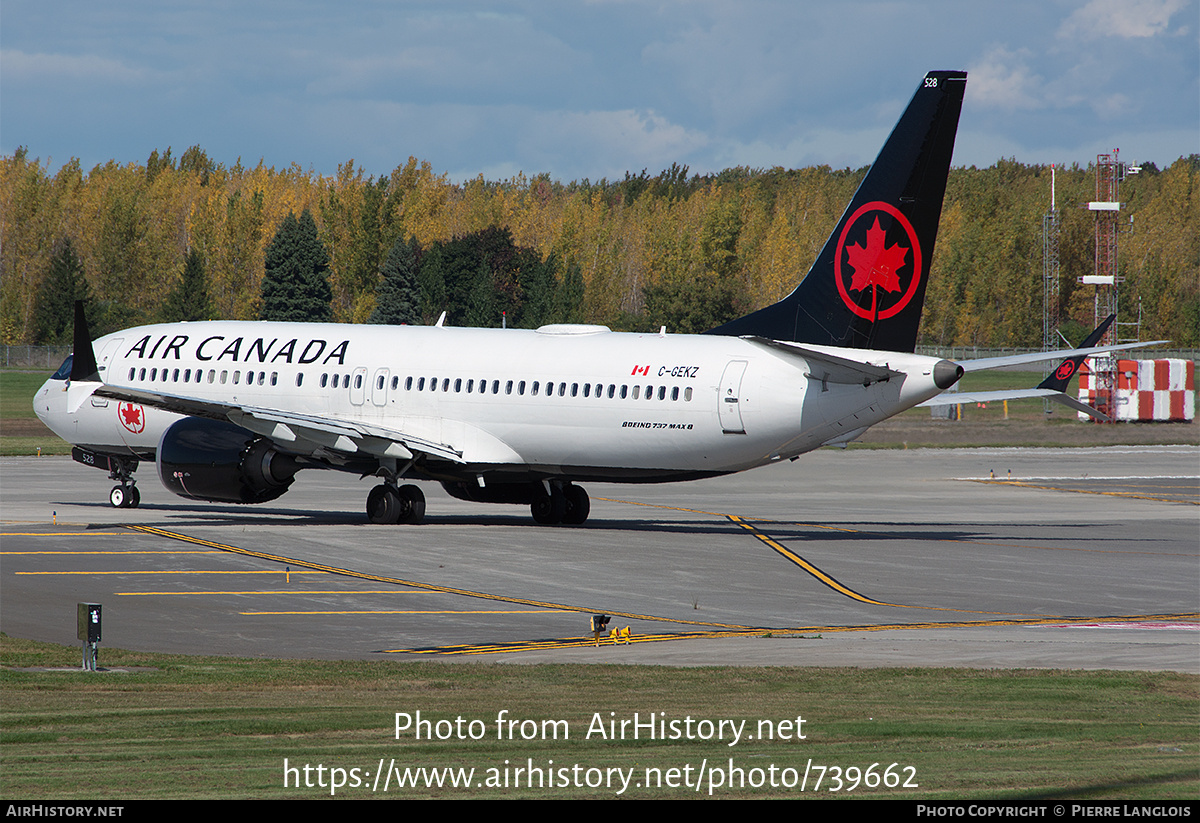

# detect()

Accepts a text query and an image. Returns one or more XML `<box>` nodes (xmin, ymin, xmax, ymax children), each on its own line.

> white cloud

<box><xmin>520</xmin><ymin>109</ymin><xmax>710</xmax><ymax>179</ymax></box>
<box><xmin>1058</xmin><ymin>0</ymin><xmax>1191</xmax><ymax>40</ymax></box>
<box><xmin>967</xmin><ymin>47</ymin><xmax>1044</xmax><ymax>111</ymax></box>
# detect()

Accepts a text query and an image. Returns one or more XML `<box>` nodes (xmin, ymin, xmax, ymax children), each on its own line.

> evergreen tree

<box><xmin>554</xmin><ymin>261</ymin><xmax>586</xmax><ymax>324</ymax></box>
<box><xmin>463</xmin><ymin>262</ymin><xmax>499</xmax><ymax>327</ymax></box>
<box><xmin>162</xmin><ymin>247</ymin><xmax>215</xmax><ymax>322</ymax></box>
<box><xmin>370</xmin><ymin>236</ymin><xmax>421</xmax><ymax>325</ymax></box>
<box><xmin>260</xmin><ymin>209</ymin><xmax>332</xmax><ymax>322</ymax></box>
<box><xmin>35</xmin><ymin>238</ymin><xmax>92</xmax><ymax>344</ymax></box>
<box><xmin>516</xmin><ymin>254</ymin><xmax>558</xmax><ymax>328</ymax></box>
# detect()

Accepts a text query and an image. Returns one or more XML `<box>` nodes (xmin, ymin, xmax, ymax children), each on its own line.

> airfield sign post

<box><xmin>77</xmin><ymin>602</ymin><xmax>101</xmax><ymax>671</ymax></box>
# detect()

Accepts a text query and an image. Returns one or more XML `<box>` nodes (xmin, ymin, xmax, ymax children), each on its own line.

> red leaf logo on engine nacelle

<box><xmin>118</xmin><ymin>402</ymin><xmax>145</xmax><ymax>434</ymax></box>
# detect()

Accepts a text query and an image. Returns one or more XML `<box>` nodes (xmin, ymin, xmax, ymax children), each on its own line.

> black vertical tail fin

<box><xmin>706</xmin><ymin>70</ymin><xmax>966</xmax><ymax>352</ymax></box>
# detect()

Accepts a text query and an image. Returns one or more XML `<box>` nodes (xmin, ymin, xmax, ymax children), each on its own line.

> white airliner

<box><xmin>33</xmin><ymin>71</ymin><xmax>1162</xmax><ymax>525</ymax></box>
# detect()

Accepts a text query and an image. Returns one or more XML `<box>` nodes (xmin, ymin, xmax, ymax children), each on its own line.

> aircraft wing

<box><xmin>92</xmin><ymin>384</ymin><xmax>465</xmax><ymax>463</ymax></box>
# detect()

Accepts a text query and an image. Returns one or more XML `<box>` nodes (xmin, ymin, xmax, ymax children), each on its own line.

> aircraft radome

<box><xmin>33</xmin><ymin>71</ymin><xmax>1164</xmax><ymax>525</ymax></box>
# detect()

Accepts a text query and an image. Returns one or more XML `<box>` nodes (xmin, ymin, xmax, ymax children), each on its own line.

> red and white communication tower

<box><xmin>1080</xmin><ymin>149</ymin><xmax>1123</xmax><ymax>419</ymax></box>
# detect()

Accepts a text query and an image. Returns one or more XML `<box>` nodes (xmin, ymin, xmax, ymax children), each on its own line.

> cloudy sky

<box><xmin>2</xmin><ymin>0</ymin><xmax>1196</xmax><ymax>183</ymax></box>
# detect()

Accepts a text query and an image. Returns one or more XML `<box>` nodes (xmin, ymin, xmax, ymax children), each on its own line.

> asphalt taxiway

<box><xmin>1</xmin><ymin>447</ymin><xmax>1196</xmax><ymax>670</ymax></box>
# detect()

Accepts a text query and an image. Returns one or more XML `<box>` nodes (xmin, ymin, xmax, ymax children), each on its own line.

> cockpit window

<box><xmin>51</xmin><ymin>355</ymin><xmax>73</xmax><ymax>380</ymax></box>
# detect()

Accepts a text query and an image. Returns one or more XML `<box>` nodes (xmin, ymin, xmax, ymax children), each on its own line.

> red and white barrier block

<box><xmin>1079</xmin><ymin>358</ymin><xmax>1195</xmax><ymax>421</ymax></box>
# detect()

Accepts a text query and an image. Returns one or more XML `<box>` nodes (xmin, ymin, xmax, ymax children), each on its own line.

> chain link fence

<box><xmin>2</xmin><ymin>346</ymin><xmax>72</xmax><ymax>370</ymax></box>
<box><xmin>915</xmin><ymin>345</ymin><xmax>1198</xmax><ymax>366</ymax></box>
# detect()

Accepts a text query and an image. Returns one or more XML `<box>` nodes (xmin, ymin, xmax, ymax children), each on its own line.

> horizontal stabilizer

<box><xmin>920</xmin><ymin>389</ymin><xmax>1110</xmax><ymax>421</ymax></box>
<box><xmin>958</xmin><ymin>340</ymin><xmax>1168</xmax><ymax>372</ymax></box>
<box><xmin>745</xmin><ymin>337</ymin><xmax>902</xmax><ymax>386</ymax></box>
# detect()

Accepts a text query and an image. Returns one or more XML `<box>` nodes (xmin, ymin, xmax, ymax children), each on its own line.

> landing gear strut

<box><xmin>367</xmin><ymin>483</ymin><xmax>426</xmax><ymax>525</ymax></box>
<box><xmin>531</xmin><ymin>483</ymin><xmax>590</xmax><ymax>526</ymax></box>
<box><xmin>106</xmin><ymin>456</ymin><xmax>140</xmax><ymax>509</ymax></box>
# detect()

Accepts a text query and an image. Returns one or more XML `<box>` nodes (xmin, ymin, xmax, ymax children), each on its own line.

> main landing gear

<box><xmin>531</xmin><ymin>483</ymin><xmax>590</xmax><ymax>526</ymax></box>
<box><xmin>366</xmin><ymin>483</ymin><xmax>426</xmax><ymax>525</ymax></box>
<box><xmin>366</xmin><ymin>480</ymin><xmax>590</xmax><ymax>526</ymax></box>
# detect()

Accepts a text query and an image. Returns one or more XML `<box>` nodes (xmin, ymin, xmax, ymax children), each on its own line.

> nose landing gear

<box><xmin>109</xmin><ymin>483</ymin><xmax>140</xmax><ymax>509</ymax></box>
<box><xmin>103</xmin><ymin>454</ymin><xmax>140</xmax><ymax>509</ymax></box>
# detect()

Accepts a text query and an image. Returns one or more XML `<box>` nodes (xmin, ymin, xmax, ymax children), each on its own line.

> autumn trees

<box><xmin>1</xmin><ymin>147</ymin><xmax>1196</xmax><ymax>347</ymax></box>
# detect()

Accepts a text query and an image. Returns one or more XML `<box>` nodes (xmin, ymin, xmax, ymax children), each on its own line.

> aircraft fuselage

<box><xmin>35</xmin><ymin>321</ymin><xmax>951</xmax><ymax>488</ymax></box>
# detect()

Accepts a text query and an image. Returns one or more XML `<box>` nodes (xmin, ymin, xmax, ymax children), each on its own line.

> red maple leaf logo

<box><xmin>118</xmin><ymin>402</ymin><xmax>144</xmax><ymax>433</ymax></box>
<box><xmin>846</xmin><ymin>217</ymin><xmax>908</xmax><ymax>294</ymax></box>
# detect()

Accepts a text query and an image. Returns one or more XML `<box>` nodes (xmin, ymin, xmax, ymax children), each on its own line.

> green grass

<box><xmin>1</xmin><ymin>635</ymin><xmax>1196</xmax><ymax>799</ymax></box>
<box><xmin>1</xmin><ymin>370</ymin><xmax>52</xmax><ymax>420</ymax></box>
<box><xmin>0</xmin><ymin>370</ymin><xmax>71</xmax><ymax>455</ymax></box>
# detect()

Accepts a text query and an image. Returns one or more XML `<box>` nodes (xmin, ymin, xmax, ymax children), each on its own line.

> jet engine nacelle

<box><xmin>156</xmin><ymin>417</ymin><xmax>301</xmax><ymax>504</ymax></box>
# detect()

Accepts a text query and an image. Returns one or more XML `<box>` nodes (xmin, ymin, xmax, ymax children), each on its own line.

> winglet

<box><xmin>69</xmin><ymin>301</ymin><xmax>100</xmax><ymax>382</ymax></box>
<box><xmin>1036</xmin><ymin>314</ymin><xmax>1115</xmax><ymax>392</ymax></box>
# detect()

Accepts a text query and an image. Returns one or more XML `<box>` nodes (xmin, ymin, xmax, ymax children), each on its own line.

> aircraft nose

<box><xmin>33</xmin><ymin>378</ymin><xmax>66</xmax><ymax>430</ymax></box>
<box><xmin>933</xmin><ymin>359</ymin><xmax>964</xmax><ymax>390</ymax></box>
